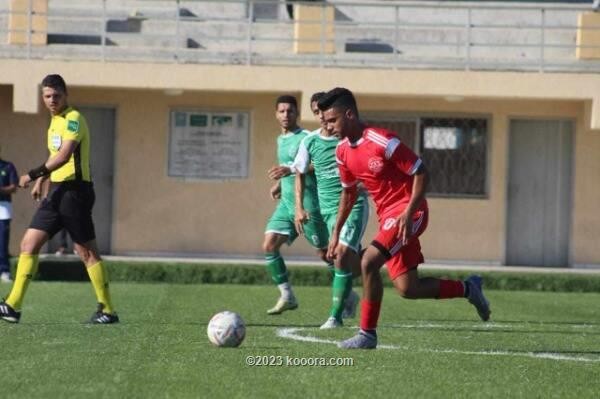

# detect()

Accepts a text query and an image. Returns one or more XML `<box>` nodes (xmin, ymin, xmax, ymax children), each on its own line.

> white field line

<box><xmin>384</xmin><ymin>322</ymin><xmax>598</xmax><ymax>330</ymax></box>
<box><xmin>276</xmin><ymin>327</ymin><xmax>600</xmax><ymax>363</ymax></box>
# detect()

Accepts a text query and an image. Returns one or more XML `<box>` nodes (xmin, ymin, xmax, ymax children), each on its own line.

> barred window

<box><xmin>420</xmin><ymin>118</ymin><xmax>487</xmax><ymax>197</ymax></box>
<box><xmin>364</xmin><ymin>116</ymin><xmax>488</xmax><ymax>197</ymax></box>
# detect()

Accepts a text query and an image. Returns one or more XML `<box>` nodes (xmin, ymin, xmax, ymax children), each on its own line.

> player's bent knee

<box><xmin>74</xmin><ymin>245</ymin><xmax>100</xmax><ymax>266</ymax></box>
<box><xmin>20</xmin><ymin>233</ymin><xmax>45</xmax><ymax>254</ymax></box>
<box><xmin>316</xmin><ymin>249</ymin><xmax>328</xmax><ymax>263</ymax></box>
<box><xmin>262</xmin><ymin>237</ymin><xmax>274</xmax><ymax>253</ymax></box>
<box><xmin>263</xmin><ymin>234</ymin><xmax>287</xmax><ymax>253</ymax></box>
<box><xmin>395</xmin><ymin>285</ymin><xmax>417</xmax><ymax>299</ymax></box>
<box><xmin>336</xmin><ymin>244</ymin><xmax>351</xmax><ymax>258</ymax></box>
<box><xmin>262</xmin><ymin>240</ymin><xmax>279</xmax><ymax>253</ymax></box>
<box><xmin>361</xmin><ymin>259</ymin><xmax>379</xmax><ymax>275</ymax></box>
<box><xmin>76</xmin><ymin>248</ymin><xmax>91</xmax><ymax>263</ymax></box>
<box><xmin>393</xmin><ymin>278</ymin><xmax>418</xmax><ymax>299</ymax></box>
<box><xmin>78</xmin><ymin>251</ymin><xmax>100</xmax><ymax>266</ymax></box>
<box><xmin>20</xmin><ymin>239</ymin><xmax>34</xmax><ymax>254</ymax></box>
<box><xmin>261</xmin><ymin>242</ymin><xmax>271</xmax><ymax>253</ymax></box>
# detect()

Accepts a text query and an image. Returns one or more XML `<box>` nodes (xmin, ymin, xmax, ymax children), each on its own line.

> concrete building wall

<box><xmin>572</xmin><ymin>109</ymin><xmax>600</xmax><ymax>266</ymax></box>
<box><xmin>0</xmin><ymin>61</ymin><xmax>599</xmax><ymax>266</ymax></box>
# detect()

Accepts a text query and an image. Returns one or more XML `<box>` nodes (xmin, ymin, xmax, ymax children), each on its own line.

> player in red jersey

<box><xmin>319</xmin><ymin>88</ymin><xmax>490</xmax><ymax>349</ymax></box>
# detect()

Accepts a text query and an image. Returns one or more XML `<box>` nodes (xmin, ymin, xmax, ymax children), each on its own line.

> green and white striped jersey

<box><xmin>293</xmin><ymin>129</ymin><xmax>367</xmax><ymax>215</ymax></box>
<box><xmin>277</xmin><ymin>128</ymin><xmax>320</xmax><ymax>213</ymax></box>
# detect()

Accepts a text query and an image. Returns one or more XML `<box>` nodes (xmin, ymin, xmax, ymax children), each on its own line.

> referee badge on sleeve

<box><xmin>67</xmin><ymin>120</ymin><xmax>80</xmax><ymax>134</ymax></box>
<box><xmin>51</xmin><ymin>134</ymin><xmax>62</xmax><ymax>150</ymax></box>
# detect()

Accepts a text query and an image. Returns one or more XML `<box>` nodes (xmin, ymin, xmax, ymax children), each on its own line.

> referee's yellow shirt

<box><xmin>47</xmin><ymin>106</ymin><xmax>91</xmax><ymax>182</ymax></box>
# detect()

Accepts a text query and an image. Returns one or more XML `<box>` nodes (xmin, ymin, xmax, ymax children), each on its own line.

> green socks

<box><xmin>265</xmin><ymin>252</ymin><xmax>289</xmax><ymax>285</ymax></box>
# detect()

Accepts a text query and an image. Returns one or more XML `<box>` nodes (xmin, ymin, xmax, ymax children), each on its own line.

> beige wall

<box><xmin>0</xmin><ymin>85</ymin><xmax>48</xmax><ymax>253</ymax></box>
<box><xmin>1</xmin><ymin>61</ymin><xmax>599</xmax><ymax>266</ymax></box>
<box><xmin>572</xmin><ymin>111</ymin><xmax>600</xmax><ymax>265</ymax></box>
<box><xmin>98</xmin><ymin>88</ymin><xmax>317</xmax><ymax>257</ymax></box>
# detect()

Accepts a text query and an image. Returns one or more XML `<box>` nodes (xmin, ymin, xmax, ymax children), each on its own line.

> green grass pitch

<box><xmin>0</xmin><ymin>282</ymin><xmax>599</xmax><ymax>398</ymax></box>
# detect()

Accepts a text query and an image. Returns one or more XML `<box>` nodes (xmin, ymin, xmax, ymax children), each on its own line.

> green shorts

<box><xmin>323</xmin><ymin>198</ymin><xmax>369</xmax><ymax>252</ymax></box>
<box><xmin>265</xmin><ymin>202</ymin><xmax>329</xmax><ymax>249</ymax></box>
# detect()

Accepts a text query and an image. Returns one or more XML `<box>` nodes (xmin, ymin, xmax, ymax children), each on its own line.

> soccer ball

<box><xmin>207</xmin><ymin>311</ymin><xmax>246</xmax><ymax>348</ymax></box>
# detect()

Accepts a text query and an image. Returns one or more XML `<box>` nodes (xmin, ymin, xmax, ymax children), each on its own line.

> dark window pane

<box><xmin>420</xmin><ymin>118</ymin><xmax>488</xmax><ymax>197</ymax></box>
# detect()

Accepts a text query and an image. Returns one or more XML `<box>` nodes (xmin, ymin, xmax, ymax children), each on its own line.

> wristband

<box><xmin>28</xmin><ymin>164</ymin><xmax>50</xmax><ymax>180</ymax></box>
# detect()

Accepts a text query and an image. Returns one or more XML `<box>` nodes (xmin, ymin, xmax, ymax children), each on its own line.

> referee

<box><xmin>0</xmin><ymin>74</ymin><xmax>118</xmax><ymax>324</ymax></box>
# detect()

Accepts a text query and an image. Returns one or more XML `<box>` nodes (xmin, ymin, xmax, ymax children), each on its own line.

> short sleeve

<box><xmin>62</xmin><ymin>112</ymin><xmax>84</xmax><ymax>142</ymax></box>
<box><xmin>386</xmin><ymin>138</ymin><xmax>422</xmax><ymax>175</ymax></box>
<box><xmin>291</xmin><ymin>138</ymin><xmax>311</xmax><ymax>174</ymax></box>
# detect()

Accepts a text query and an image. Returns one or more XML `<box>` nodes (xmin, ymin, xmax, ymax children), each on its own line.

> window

<box><xmin>364</xmin><ymin>116</ymin><xmax>488</xmax><ymax>197</ymax></box>
<box><xmin>168</xmin><ymin>110</ymin><xmax>250</xmax><ymax>180</ymax></box>
<box><xmin>420</xmin><ymin>118</ymin><xmax>487</xmax><ymax>197</ymax></box>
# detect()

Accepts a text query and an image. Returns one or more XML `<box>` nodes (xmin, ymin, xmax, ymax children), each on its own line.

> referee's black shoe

<box><xmin>0</xmin><ymin>300</ymin><xmax>21</xmax><ymax>323</ymax></box>
<box><xmin>89</xmin><ymin>303</ymin><xmax>120</xmax><ymax>324</ymax></box>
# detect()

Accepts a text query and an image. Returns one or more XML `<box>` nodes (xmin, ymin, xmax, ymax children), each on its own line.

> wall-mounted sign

<box><xmin>169</xmin><ymin>110</ymin><xmax>250</xmax><ymax>179</ymax></box>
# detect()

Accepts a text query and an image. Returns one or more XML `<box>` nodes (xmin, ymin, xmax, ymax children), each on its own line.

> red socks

<box><xmin>438</xmin><ymin>279</ymin><xmax>465</xmax><ymax>299</ymax></box>
<box><xmin>360</xmin><ymin>299</ymin><xmax>381</xmax><ymax>331</ymax></box>
<box><xmin>359</xmin><ymin>281</ymin><xmax>464</xmax><ymax>330</ymax></box>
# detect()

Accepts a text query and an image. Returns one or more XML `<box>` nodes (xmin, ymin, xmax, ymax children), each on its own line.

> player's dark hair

<box><xmin>310</xmin><ymin>92</ymin><xmax>327</xmax><ymax>104</ymax></box>
<box><xmin>317</xmin><ymin>87</ymin><xmax>358</xmax><ymax>116</ymax></box>
<box><xmin>41</xmin><ymin>74</ymin><xmax>68</xmax><ymax>94</ymax></box>
<box><xmin>275</xmin><ymin>95</ymin><xmax>297</xmax><ymax>110</ymax></box>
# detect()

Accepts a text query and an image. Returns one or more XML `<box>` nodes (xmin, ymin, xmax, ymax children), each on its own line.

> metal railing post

<box><xmin>539</xmin><ymin>8</ymin><xmax>546</xmax><ymax>72</ymax></box>
<box><xmin>465</xmin><ymin>7</ymin><xmax>472</xmax><ymax>71</ymax></box>
<box><xmin>27</xmin><ymin>0</ymin><xmax>32</xmax><ymax>59</ymax></box>
<box><xmin>175</xmin><ymin>0</ymin><xmax>181</xmax><ymax>62</ymax></box>
<box><xmin>101</xmin><ymin>0</ymin><xmax>107</xmax><ymax>62</ymax></box>
<box><xmin>247</xmin><ymin>0</ymin><xmax>254</xmax><ymax>65</ymax></box>
<box><xmin>320</xmin><ymin>2</ymin><xmax>325</xmax><ymax>67</ymax></box>
<box><xmin>394</xmin><ymin>5</ymin><xmax>399</xmax><ymax>69</ymax></box>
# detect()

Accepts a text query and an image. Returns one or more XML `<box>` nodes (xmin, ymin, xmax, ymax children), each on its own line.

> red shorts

<box><xmin>371</xmin><ymin>209</ymin><xmax>428</xmax><ymax>280</ymax></box>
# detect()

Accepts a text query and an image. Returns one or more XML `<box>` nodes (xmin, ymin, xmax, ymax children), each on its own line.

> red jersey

<box><xmin>336</xmin><ymin>126</ymin><xmax>427</xmax><ymax>221</ymax></box>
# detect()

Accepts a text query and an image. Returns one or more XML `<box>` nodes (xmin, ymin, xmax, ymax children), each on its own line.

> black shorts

<box><xmin>30</xmin><ymin>181</ymin><xmax>96</xmax><ymax>244</ymax></box>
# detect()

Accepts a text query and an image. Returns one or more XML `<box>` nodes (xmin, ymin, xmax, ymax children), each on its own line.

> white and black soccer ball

<box><xmin>207</xmin><ymin>311</ymin><xmax>246</xmax><ymax>348</ymax></box>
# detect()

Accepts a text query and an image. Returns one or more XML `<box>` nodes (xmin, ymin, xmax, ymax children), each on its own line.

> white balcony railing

<box><xmin>0</xmin><ymin>0</ymin><xmax>599</xmax><ymax>72</ymax></box>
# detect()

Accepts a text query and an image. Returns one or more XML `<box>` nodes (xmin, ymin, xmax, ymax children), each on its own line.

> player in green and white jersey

<box><xmin>293</xmin><ymin>92</ymin><xmax>369</xmax><ymax>329</ymax></box>
<box><xmin>263</xmin><ymin>95</ymin><xmax>329</xmax><ymax>315</ymax></box>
